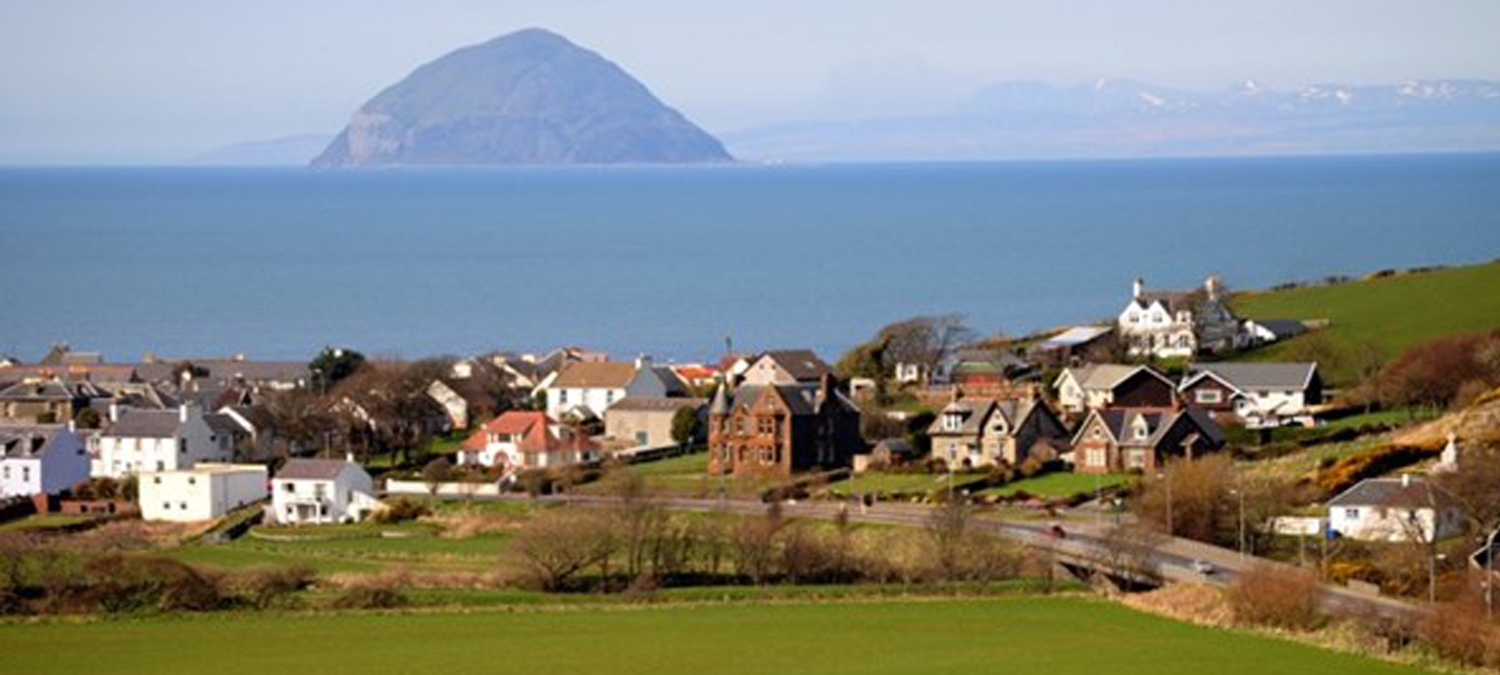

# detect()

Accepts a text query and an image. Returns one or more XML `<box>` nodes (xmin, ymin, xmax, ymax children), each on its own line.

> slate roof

<box><xmin>103</xmin><ymin>410</ymin><xmax>185</xmax><ymax>438</ymax></box>
<box><xmin>1250</xmin><ymin>319</ymin><xmax>1308</xmax><ymax>339</ymax></box>
<box><xmin>551</xmin><ymin>362</ymin><xmax>638</xmax><ymax>388</ymax></box>
<box><xmin>0</xmin><ymin>426</ymin><xmax>77</xmax><ymax>459</ymax></box>
<box><xmin>204</xmin><ymin>412</ymin><xmax>247</xmax><ymax>436</ymax></box>
<box><xmin>0</xmin><ymin>379</ymin><xmax>109</xmax><ymax>401</ymax></box>
<box><xmin>1185</xmin><ymin>362</ymin><xmax>1317</xmax><ymax>392</ymax></box>
<box><xmin>276</xmin><ymin>458</ymin><xmax>351</xmax><ymax>480</ymax></box>
<box><xmin>1039</xmin><ymin>326</ymin><xmax>1112</xmax><ymax>348</ymax></box>
<box><xmin>928</xmin><ymin>398</ymin><xmax>995</xmax><ymax>435</ymax></box>
<box><xmin>758</xmin><ymin>350</ymin><xmax>832</xmax><ymax>382</ymax></box>
<box><xmin>1083</xmin><ymin>406</ymin><xmax>1224</xmax><ymax>448</ymax></box>
<box><xmin>1328</xmin><ymin>477</ymin><xmax>1460</xmax><ymax>509</ymax></box>
<box><xmin>1062</xmin><ymin>364</ymin><xmax>1167</xmax><ymax>391</ymax></box>
<box><xmin>606</xmin><ymin>397</ymin><xmax>705</xmax><ymax>413</ymax></box>
<box><xmin>722</xmin><ymin>383</ymin><xmax>858</xmax><ymax>417</ymax></box>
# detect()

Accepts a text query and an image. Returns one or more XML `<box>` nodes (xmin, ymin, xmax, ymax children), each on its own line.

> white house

<box><xmin>1327</xmin><ymin>475</ymin><xmax>1465</xmax><ymax>543</ymax></box>
<box><xmin>1178</xmin><ymin>362</ymin><xmax>1323</xmax><ymax>428</ymax></box>
<box><xmin>138</xmin><ymin>463</ymin><xmax>268</xmax><ymax>523</ymax></box>
<box><xmin>0</xmin><ymin>426</ymin><xmax>90</xmax><ymax>497</ymax></box>
<box><xmin>271</xmin><ymin>456</ymin><xmax>379</xmax><ymax>525</ymax></box>
<box><xmin>543</xmin><ymin>356</ymin><xmax>688</xmax><ymax>421</ymax></box>
<box><xmin>458</xmin><ymin>411</ymin><xmax>600</xmax><ymax>470</ymax></box>
<box><xmin>92</xmin><ymin>404</ymin><xmax>237</xmax><ymax>478</ymax></box>
<box><xmin>1117</xmin><ymin>276</ymin><xmax>1246</xmax><ymax>359</ymax></box>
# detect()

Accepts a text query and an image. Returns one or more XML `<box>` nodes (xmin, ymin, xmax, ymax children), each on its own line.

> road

<box><xmin>408</xmin><ymin>490</ymin><xmax>1423</xmax><ymax>621</ymax></box>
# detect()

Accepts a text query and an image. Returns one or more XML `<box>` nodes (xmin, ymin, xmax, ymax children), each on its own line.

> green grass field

<box><xmin>978</xmin><ymin>472</ymin><xmax>1132</xmax><ymax>498</ymax></box>
<box><xmin>163</xmin><ymin>521</ymin><xmax>510</xmax><ymax>574</ymax></box>
<box><xmin>0</xmin><ymin>596</ymin><xmax>1433</xmax><ymax>675</ymax></box>
<box><xmin>828</xmin><ymin>471</ymin><xmax>987</xmax><ymax>497</ymax></box>
<box><xmin>1234</xmin><ymin>261</ymin><xmax>1500</xmax><ymax>383</ymax></box>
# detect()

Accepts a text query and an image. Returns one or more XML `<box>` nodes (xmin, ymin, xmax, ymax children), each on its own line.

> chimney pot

<box><xmin>1401</xmin><ymin>474</ymin><xmax>1411</xmax><ymax>488</ymax></box>
<box><xmin>345</xmin><ymin>451</ymin><xmax>355</xmax><ymax>464</ymax></box>
<box><xmin>179</xmin><ymin>404</ymin><xmax>189</xmax><ymax>423</ymax></box>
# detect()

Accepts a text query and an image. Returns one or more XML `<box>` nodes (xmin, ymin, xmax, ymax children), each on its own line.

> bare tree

<box><xmin>507</xmin><ymin>509</ymin><xmax>618</xmax><ymax>592</ymax></box>
<box><xmin>731</xmin><ymin>503</ymin><xmax>786</xmax><ymax>585</ymax></box>
<box><xmin>881</xmin><ymin>314</ymin><xmax>977</xmax><ymax>374</ymax></box>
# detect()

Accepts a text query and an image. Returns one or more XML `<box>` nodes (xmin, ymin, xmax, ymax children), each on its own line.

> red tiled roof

<box><xmin>466</xmin><ymin>411</ymin><xmax>597</xmax><ymax>455</ymax></box>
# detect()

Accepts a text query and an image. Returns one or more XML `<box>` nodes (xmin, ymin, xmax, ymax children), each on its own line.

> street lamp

<box><xmin>1429</xmin><ymin>552</ymin><xmax>1448</xmax><ymax>604</ymax></box>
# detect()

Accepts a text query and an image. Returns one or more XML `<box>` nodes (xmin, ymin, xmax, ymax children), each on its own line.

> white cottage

<box><xmin>139</xmin><ymin>463</ymin><xmax>268</xmax><ymax>523</ymax></box>
<box><xmin>1117</xmin><ymin>276</ymin><xmax>1246</xmax><ymax>359</ymax></box>
<box><xmin>1327</xmin><ymin>475</ymin><xmax>1464</xmax><ymax>543</ymax></box>
<box><xmin>0</xmin><ymin>426</ymin><xmax>90</xmax><ymax>497</ymax></box>
<box><xmin>271</xmin><ymin>457</ymin><xmax>379</xmax><ymax>525</ymax></box>
<box><xmin>93</xmin><ymin>404</ymin><xmax>237</xmax><ymax>478</ymax></box>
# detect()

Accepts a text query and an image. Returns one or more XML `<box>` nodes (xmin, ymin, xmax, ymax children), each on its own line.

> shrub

<box><xmin>371</xmin><ymin>497</ymin><xmax>431</xmax><ymax>524</ymax></box>
<box><xmin>234</xmin><ymin>566</ymin><xmax>315</xmax><ymax>609</ymax></box>
<box><xmin>80</xmin><ymin>555</ymin><xmax>227</xmax><ymax>613</ymax></box>
<box><xmin>328</xmin><ymin>581</ymin><xmax>407</xmax><ymax>610</ymax></box>
<box><xmin>1224</xmin><ymin>564</ymin><xmax>1323</xmax><ymax>631</ymax></box>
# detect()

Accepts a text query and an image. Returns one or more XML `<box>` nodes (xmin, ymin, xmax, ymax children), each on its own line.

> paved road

<box><xmin>409</xmin><ymin>490</ymin><xmax>1422</xmax><ymax>621</ymax></box>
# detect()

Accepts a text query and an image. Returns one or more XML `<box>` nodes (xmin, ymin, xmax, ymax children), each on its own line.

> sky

<box><xmin>1</xmin><ymin>0</ymin><xmax>1498</xmax><ymax>163</ymax></box>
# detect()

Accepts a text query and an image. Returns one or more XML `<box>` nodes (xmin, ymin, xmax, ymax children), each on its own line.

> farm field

<box><xmin>0</xmin><ymin>596</ymin><xmax>1434</xmax><ymax>675</ymax></box>
<box><xmin>1233</xmin><ymin>261</ymin><xmax>1500</xmax><ymax>383</ymax></box>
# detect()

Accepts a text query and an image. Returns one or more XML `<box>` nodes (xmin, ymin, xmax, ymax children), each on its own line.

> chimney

<box><xmin>345</xmin><ymin>451</ymin><xmax>355</xmax><ymax>464</ymax></box>
<box><xmin>635</xmin><ymin>353</ymin><xmax>653</xmax><ymax>371</ymax></box>
<box><xmin>179</xmin><ymin>403</ymin><xmax>190</xmax><ymax>423</ymax></box>
<box><xmin>67</xmin><ymin>420</ymin><xmax>76</xmax><ymax>433</ymax></box>
<box><xmin>1133</xmin><ymin>277</ymin><xmax>1144</xmax><ymax>300</ymax></box>
<box><xmin>1205</xmin><ymin>275</ymin><xmax>1220</xmax><ymax>300</ymax></box>
<box><xmin>109</xmin><ymin>402</ymin><xmax>120</xmax><ymax>423</ymax></box>
<box><xmin>1401</xmin><ymin>474</ymin><xmax>1411</xmax><ymax>488</ymax></box>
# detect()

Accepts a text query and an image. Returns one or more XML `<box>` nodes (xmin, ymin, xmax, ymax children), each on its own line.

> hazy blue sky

<box><xmin>2</xmin><ymin>0</ymin><xmax>1498</xmax><ymax>162</ymax></box>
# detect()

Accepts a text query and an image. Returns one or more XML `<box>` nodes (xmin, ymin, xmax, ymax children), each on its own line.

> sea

<box><xmin>2</xmin><ymin>153</ymin><xmax>1499</xmax><ymax>364</ymax></box>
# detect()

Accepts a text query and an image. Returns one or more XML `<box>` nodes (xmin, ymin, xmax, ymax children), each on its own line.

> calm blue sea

<box><xmin>2</xmin><ymin>154</ymin><xmax>1499</xmax><ymax>363</ymax></box>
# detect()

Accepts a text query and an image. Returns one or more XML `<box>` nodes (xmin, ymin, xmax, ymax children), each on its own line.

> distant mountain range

<box><xmin>723</xmin><ymin>78</ymin><xmax>1500</xmax><ymax>161</ymax></box>
<box><xmin>310</xmin><ymin>28</ymin><xmax>731</xmax><ymax>167</ymax></box>
<box><xmin>192</xmin><ymin>73</ymin><xmax>1500</xmax><ymax>165</ymax></box>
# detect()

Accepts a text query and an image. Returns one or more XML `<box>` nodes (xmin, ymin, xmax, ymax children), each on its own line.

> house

<box><xmin>0</xmin><ymin>426</ymin><xmax>89</xmax><ymax>497</ymax></box>
<box><xmin>1178</xmin><ymin>362</ymin><xmax>1323</xmax><ymax>428</ymax></box>
<box><xmin>925</xmin><ymin>396</ymin><xmax>1070</xmax><ymax>469</ymax></box>
<box><xmin>0</xmin><ymin>379</ymin><xmax>110</xmax><ymax>424</ymax></box>
<box><xmin>669</xmin><ymin>364</ymin><xmax>720</xmax><ymax>390</ymax></box>
<box><xmin>604</xmin><ymin>397</ymin><xmax>706</xmax><ymax>449</ymax></box>
<box><xmin>1029</xmin><ymin>325</ymin><xmax>1113</xmax><ymax>365</ymax></box>
<box><xmin>1327</xmin><ymin>475</ymin><xmax>1464</xmax><ymax>542</ymax></box>
<box><xmin>138</xmin><ymin>463</ymin><xmax>267</xmax><ymax>523</ymax></box>
<box><xmin>544</xmin><ymin>356</ymin><xmax>688</xmax><ymax>421</ymax></box>
<box><xmin>1244</xmin><ymin>319</ymin><xmax>1308</xmax><ymax>345</ymax></box>
<box><xmin>271</xmin><ymin>457</ymin><xmax>380</xmax><ymax>525</ymax></box>
<box><xmin>854</xmin><ymin>438</ymin><xmax>921</xmax><ymax>473</ymax></box>
<box><xmin>707</xmin><ymin>374</ymin><xmax>861</xmax><ymax>479</ymax></box>
<box><xmin>92</xmin><ymin>404</ymin><xmax>237</xmax><ymax>478</ymax></box>
<box><xmin>1053</xmin><ymin>364</ymin><xmax>1177</xmax><ymax>415</ymax></box>
<box><xmin>738</xmin><ymin>349</ymin><xmax>833</xmax><ymax>386</ymax></box>
<box><xmin>1117</xmin><ymin>276</ymin><xmax>1247</xmax><ymax>359</ymax></box>
<box><xmin>218</xmin><ymin>404</ymin><xmax>297</xmax><ymax>460</ymax></box>
<box><xmin>1069</xmin><ymin>407</ymin><xmax>1225</xmax><ymax>474</ymax></box>
<box><xmin>458</xmin><ymin>411</ymin><xmax>600</xmax><ymax>470</ymax></box>
<box><xmin>940</xmin><ymin>348</ymin><xmax>1029</xmax><ymax>388</ymax></box>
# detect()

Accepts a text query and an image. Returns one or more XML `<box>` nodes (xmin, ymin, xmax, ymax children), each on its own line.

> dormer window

<box><xmin>944</xmin><ymin>413</ymin><xmax>963</xmax><ymax>431</ymax></box>
<box><xmin>1134</xmin><ymin>425</ymin><xmax>1149</xmax><ymax>440</ymax></box>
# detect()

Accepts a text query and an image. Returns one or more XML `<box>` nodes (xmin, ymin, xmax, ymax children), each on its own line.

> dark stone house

<box><xmin>706</xmin><ymin>374</ymin><xmax>861</xmax><ymax>479</ymax></box>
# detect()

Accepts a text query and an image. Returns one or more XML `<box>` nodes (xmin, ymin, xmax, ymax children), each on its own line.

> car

<box><xmin>1191</xmin><ymin>559</ymin><xmax>1216</xmax><ymax>575</ymax></box>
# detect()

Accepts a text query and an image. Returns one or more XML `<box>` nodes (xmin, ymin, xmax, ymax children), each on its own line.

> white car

<box><xmin>1191</xmin><ymin>559</ymin><xmax>1216</xmax><ymax>575</ymax></box>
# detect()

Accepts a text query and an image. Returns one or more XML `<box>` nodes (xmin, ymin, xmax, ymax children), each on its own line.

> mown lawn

<box><xmin>979</xmin><ymin>472</ymin><xmax>1132</xmax><ymax>498</ymax></box>
<box><xmin>829</xmin><ymin>471</ymin><xmax>987</xmax><ymax>497</ymax></box>
<box><xmin>0</xmin><ymin>596</ymin><xmax>1435</xmax><ymax>675</ymax></box>
<box><xmin>1233</xmin><ymin>261</ymin><xmax>1500</xmax><ymax>383</ymax></box>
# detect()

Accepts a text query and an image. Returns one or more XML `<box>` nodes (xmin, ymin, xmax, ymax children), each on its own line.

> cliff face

<box><xmin>312</xmin><ymin>28</ymin><xmax>731</xmax><ymax>167</ymax></box>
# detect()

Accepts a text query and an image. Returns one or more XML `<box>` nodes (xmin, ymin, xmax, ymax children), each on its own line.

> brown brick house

<box><xmin>1069</xmin><ymin>406</ymin><xmax>1225</xmax><ymax>474</ymax></box>
<box><xmin>925</xmin><ymin>395</ymin><xmax>1069</xmax><ymax>469</ymax></box>
<box><xmin>706</xmin><ymin>374</ymin><xmax>861</xmax><ymax>479</ymax></box>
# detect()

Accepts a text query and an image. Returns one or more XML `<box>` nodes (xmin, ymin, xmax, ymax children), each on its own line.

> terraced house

<box><xmin>706</xmin><ymin>374</ymin><xmax>861</xmax><ymax>479</ymax></box>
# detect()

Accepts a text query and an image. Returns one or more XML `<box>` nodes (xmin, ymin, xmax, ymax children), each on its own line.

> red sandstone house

<box><xmin>458</xmin><ymin>411</ymin><xmax>600</xmax><ymax>471</ymax></box>
<box><xmin>706</xmin><ymin>374</ymin><xmax>861</xmax><ymax>479</ymax></box>
<box><xmin>1068</xmin><ymin>406</ymin><xmax>1225</xmax><ymax>474</ymax></box>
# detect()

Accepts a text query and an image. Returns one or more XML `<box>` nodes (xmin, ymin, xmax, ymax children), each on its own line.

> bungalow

<box><xmin>271</xmin><ymin>457</ymin><xmax>380</xmax><ymax>525</ymax></box>
<box><xmin>604</xmin><ymin>397</ymin><xmax>706</xmax><ymax>449</ymax></box>
<box><xmin>1053</xmin><ymin>364</ymin><xmax>1177</xmax><ymax>415</ymax></box>
<box><xmin>458</xmin><ymin>411</ymin><xmax>601</xmax><ymax>470</ymax></box>
<box><xmin>1069</xmin><ymin>407</ymin><xmax>1225</xmax><ymax>474</ymax></box>
<box><xmin>1327</xmin><ymin>476</ymin><xmax>1464</xmax><ymax>543</ymax></box>
<box><xmin>544</xmin><ymin>355</ymin><xmax>688</xmax><ymax>421</ymax></box>
<box><xmin>138</xmin><ymin>463</ymin><xmax>267</xmax><ymax>523</ymax></box>
<box><xmin>93</xmin><ymin>404</ymin><xmax>238</xmax><ymax>478</ymax></box>
<box><xmin>1243</xmin><ymin>319</ymin><xmax>1308</xmax><ymax>345</ymax></box>
<box><xmin>1178</xmin><ymin>362</ymin><xmax>1322</xmax><ymax>428</ymax></box>
<box><xmin>0</xmin><ymin>426</ymin><xmax>90</xmax><ymax>497</ymax></box>
<box><xmin>926</xmin><ymin>396</ymin><xmax>1070</xmax><ymax>469</ymax></box>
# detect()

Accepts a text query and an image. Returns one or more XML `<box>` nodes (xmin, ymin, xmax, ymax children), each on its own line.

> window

<box><xmin>1087</xmin><ymin>449</ymin><xmax>1106</xmax><ymax>467</ymax></box>
<box><xmin>1134</xmin><ymin>426</ymin><xmax>1148</xmax><ymax>440</ymax></box>
<box><xmin>757</xmin><ymin>417</ymin><xmax>774</xmax><ymax>434</ymax></box>
<box><xmin>1196</xmin><ymin>390</ymin><xmax>1221</xmax><ymax>404</ymax></box>
<box><xmin>559</xmin><ymin>390</ymin><xmax>568</xmax><ymax>404</ymax></box>
<box><xmin>153</xmin><ymin>476</ymin><xmax>162</xmax><ymax>484</ymax></box>
<box><xmin>187</xmin><ymin>477</ymin><xmax>196</xmax><ymax>485</ymax></box>
<box><xmin>179</xmin><ymin>502</ymin><xmax>187</xmax><ymax>510</ymax></box>
<box><xmin>282</xmin><ymin>483</ymin><xmax>294</xmax><ymax>493</ymax></box>
<box><xmin>2</xmin><ymin>467</ymin><xmax>8</xmax><ymax>480</ymax></box>
<box><xmin>21</xmin><ymin>467</ymin><xmax>28</xmax><ymax>481</ymax></box>
<box><xmin>1344</xmin><ymin>508</ymin><xmax>1360</xmax><ymax>519</ymax></box>
<box><xmin>163</xmin><ymin>502</ymin><xmax>170</xmax><ymax>510</ymax></box>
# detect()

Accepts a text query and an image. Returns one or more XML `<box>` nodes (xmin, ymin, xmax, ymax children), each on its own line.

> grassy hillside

<box><xmin>0</xmin><ymin>597</ymin><xmax>1434</xmax><ymax>675</ymax></box>
<box><xmin>1234</xmin><ymin>261</ymin><xmax>1500</xmax><ymax>383</ymax></box>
